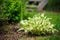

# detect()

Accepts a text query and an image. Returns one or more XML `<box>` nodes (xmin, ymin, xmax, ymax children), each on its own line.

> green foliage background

<box><xmin>0</xmin><ymin>0</ymin><xmax>26</xmax><ymax>23</ymax></box>
<box><xmin>45</xmin><ymin>0</ymin><xmax>60</xmax><ymax>11</ymax></box>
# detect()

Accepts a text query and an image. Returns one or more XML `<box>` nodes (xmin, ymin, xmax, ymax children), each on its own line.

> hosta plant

<box><xmin>18</xmin><ymin>13</ymin><xmax>58</xmax><ymax>35</ymax></box>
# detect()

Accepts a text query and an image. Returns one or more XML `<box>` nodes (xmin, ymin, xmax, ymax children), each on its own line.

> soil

<box><xmin>0</xmin><ymin>24</ymin><xmax>25</xmax><ymax>40</ymax></box>
<box><xmin>0</xmin><ymin>31</ymin><xmax>25</xmax><ymax>40</ymax></box>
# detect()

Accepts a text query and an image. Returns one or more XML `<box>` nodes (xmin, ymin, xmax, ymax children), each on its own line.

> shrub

<box><xmin>0</xmin><ymin>0</ymin><xmax>26</xmax><ymax>23</ymax></box>
<box><xmin>18</xmin><ymin>13</ymin><xmax>58</xmax><ymax>35</ymax></box>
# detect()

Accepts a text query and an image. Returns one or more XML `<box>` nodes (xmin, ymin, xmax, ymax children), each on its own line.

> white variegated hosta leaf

<box><xmin>18</xmin><ymin>14</ymin><xmax>58</xmax><ymax>35</ymax></box>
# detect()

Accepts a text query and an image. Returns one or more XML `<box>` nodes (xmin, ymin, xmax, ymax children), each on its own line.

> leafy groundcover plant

<box><xmin>18</xmin><ymin>13</ymin><xmax>58</xmax><ymax>35</ymax></box>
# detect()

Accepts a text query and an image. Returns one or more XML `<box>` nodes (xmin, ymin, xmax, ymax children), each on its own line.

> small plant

<box><xmin>18</xmin><ymin>13</ymin><xmax>58</xmax><ymax>35</ymax></box>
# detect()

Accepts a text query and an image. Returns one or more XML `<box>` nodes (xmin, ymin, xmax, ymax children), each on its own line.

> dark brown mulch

<box><xmin>0</xmin><ymin>31</ymin><xmax>25</xmax><ymax>40</ymax></box>
<box><xmin>0</xmin><ymin>23</ymin><xmax>25</xmax><ymax>40</ymax></box>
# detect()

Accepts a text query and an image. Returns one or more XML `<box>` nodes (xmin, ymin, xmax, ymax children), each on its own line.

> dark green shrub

<box><xmin>0</xmin><ymin>0</ymin><xmax>26</xmax><ymax>23</ymax></box>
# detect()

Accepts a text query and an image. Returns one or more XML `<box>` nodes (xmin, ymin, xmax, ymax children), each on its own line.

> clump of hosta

<box><xmin>18</xmin><ymin>14</ymin><xmax>58</xmax><ymax>35</ymax></box>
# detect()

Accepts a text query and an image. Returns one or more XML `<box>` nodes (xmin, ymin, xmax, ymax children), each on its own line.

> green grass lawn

<box><xmin>45</xmin><ymin>11</ymin><xmax>60</xmax><ymax>33</ymax></box>
<box><xmin>19</xmin><ymin>11</ymin><xmax>60</xmax><ymax>40</ymax></box>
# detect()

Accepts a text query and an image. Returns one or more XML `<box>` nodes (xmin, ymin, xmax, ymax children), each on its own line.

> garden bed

<box><xmin>0</xmin><ymin>11</ymin><xmax>60</xmax><ymax>40</ymax></box>
<box><xmin>0</xmin><ymin>30</ymin><xmax>25</xmax><ymax>40</ymax></box>
<box><xmin>0</xmin><ymin>31</ymin><xmax>60</xmax><ymax>40</ymax></box>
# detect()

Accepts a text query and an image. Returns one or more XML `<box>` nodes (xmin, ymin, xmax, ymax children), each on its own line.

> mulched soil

<box><xmin>0</xmin><ymin>24</ymin><xmax>25</xmax><ymax>40</ymax></box>
<box><xmin>0</xmin><ymin>31</ymin><xmax>25</xmax><ymax>40</ymax></box>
